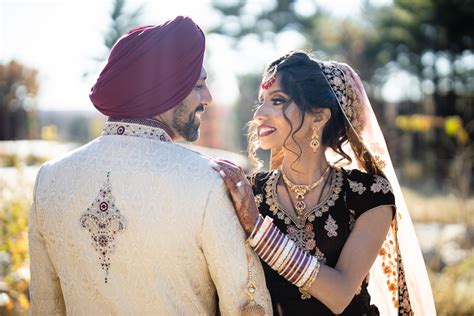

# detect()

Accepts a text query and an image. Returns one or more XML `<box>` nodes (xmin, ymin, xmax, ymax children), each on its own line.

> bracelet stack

<box><xmin>248</xmin><ymin>215</ymin><xmax>321</xmax><ymax>292</ymax></box>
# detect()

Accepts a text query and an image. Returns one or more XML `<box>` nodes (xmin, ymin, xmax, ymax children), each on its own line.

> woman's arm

<box><xmin>213</xmin><ymin>159</ymin><xmax>392</xmax><ymax>314</ymax></box>
<box><xmin>306</xmin><ymin>205</ymin><xmax>392</xmax><ymax>314</ymax></box>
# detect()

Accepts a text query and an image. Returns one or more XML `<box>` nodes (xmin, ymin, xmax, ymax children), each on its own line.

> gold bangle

<box><xmin>296</xmin><ymin>257</ymin><xmax>317</xmax><ymax>288</ymax></box>
<box><xmin>301</xmin><ymin>259</ymin><xmax>321</xmax><ymax>290</ymax></box>
<box><xmin>293</xmin><ymin>253</ymin><xmax>311</xmax><ymax>285</ymax></box>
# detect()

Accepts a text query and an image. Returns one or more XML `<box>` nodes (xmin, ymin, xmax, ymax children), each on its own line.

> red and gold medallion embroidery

<box><xmin>287</xmin><ymin>223</ymin><xmax>316</xmax><ymax>252</ymax></box>
<box><xmin>80</xmin><ymin>172</ymin><xmax>127</xmax><ymax>283</ymax></box>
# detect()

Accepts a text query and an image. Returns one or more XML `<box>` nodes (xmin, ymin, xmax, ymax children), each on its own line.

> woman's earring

<box><xmin>310</xmin><ymin>126</ymin><xmax>320</xmax><ymax>153</ymax></box>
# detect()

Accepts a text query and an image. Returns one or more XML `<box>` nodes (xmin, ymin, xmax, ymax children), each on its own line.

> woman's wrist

<box><xmin>244</xmin><ymin>212</ymin><xmax>261</xmax><ymax>236</ymax></box>
<box><xmin>248</xmin><ymin>216</ymin><xmax>321</xmax><ymax>289</ymax></box>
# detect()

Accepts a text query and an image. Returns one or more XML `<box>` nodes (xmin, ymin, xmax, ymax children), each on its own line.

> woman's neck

<box><xmin>280</xmin><ymin>147</ymin><xmax>329</xmax><ymax>185</ymax></box>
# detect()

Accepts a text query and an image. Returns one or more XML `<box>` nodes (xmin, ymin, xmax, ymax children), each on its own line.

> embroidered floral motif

<box><xmin>398</xmin><ymin>252</ymin><xmax>413</xmax><ymax>315</ymax></box>
<box><xmin>378</xmin><ymin>219</ymin><xmax>413</xmax><ymax>314</ymax></box>
<box><xmin>378</xmin><ymin>221</ymin><xmax>401</xmax><ymax>309</ymax></box>
<box><xmin>102</xmin><ymin>121</ymin><xmax>172</xmax><ymax>142</ymax></box>
<box><xmin>324</xmin><ymin>214</ymin><xmax>338</xmax><ymax>237</ymax></box>
<box><xmin>287</xmin><ymin>223</ymin><xmax>316</xmax><ymax>252</ymax></box>
<box><xmin>254</xmin><ymin>194</ymin><xmax>263</xmax><ymax>208</ymax></box>
<box><xmin>348</xmin><ymin>179</ymin><xmax>366</xmax><ymax>195</ymax></box>
<box><xmin>260</xmin><ymin>169</ymin><xmax>331</xmax><ymax>301</ymax></box>
<box><xmin>349</xmin><ymin>209</ymin><xmax>356</xmax><ymax>231</ymax></box>
<box><xmin>370</xmin><ymin>175</ymin><xmax>393</xmax><ymax>194</ymax></box>
<box><xmin>80</xmin><ymin>172</ymin><xmax>127</xmax><ymax>283</ymax></box>
<box><xmin>319</xmin><ymin>61</ymin><xmax>364</xmax><ymax>133</ymax></box>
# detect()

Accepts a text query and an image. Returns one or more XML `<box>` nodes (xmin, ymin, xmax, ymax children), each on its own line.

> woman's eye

<box><xmin>271</xmin><ymin>98</ymin><xmax>287</xmax><ymax>106</ymax></box>
<box><xmin>195</xmin><ymin>84</ymin><xmax>203</xmax><ymax>90</ymax></box>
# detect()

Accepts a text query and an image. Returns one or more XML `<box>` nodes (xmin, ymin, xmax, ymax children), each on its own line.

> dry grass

<box><xmin>402</xmin><ymin>186</ymin><xmax>474</xmax><ymax>226</ymax></box>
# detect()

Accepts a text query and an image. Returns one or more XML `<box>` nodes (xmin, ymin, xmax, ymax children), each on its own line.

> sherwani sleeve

<box><xmin>29</xmin><ymin>166</ymin><xmax>66</xmax><ymax>315</ymax></box>
<box><xmin>201</xmin><ymin>178</ymin><xmax>272</xmax><ymax>316</ymax></box>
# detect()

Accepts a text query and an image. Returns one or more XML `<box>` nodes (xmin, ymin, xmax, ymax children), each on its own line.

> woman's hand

<box><xmin>211</xmin><ymin>159</ymin><xmax>259</xmax><ymax>236</ymax></box>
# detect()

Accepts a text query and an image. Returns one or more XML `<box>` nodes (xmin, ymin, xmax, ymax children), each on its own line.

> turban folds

<box><xmin>90</xmin><ymin>16</ymin><xmax>205</xmax><ymax>118</ymax></box>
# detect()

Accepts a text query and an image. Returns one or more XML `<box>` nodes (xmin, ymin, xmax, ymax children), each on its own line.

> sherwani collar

<box><xmin>102</xmin><ymin>117</ymin><xmax>174</xmax><ymax>143</ymax></box>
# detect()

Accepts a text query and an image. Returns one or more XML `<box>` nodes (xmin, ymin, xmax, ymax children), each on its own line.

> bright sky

<box><xmin>0</xmin><ymin>0</ymin><xmax>393</xmax><ymax>111</ymax></box>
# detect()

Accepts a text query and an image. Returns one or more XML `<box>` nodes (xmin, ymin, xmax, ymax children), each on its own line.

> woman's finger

<box><xmin>214</xmin><ymin>160</ymin><xmax>242</xmax><ymax>175</ymax></box>
<box><xmin>213</xmin><ymin>163</ymin><xmax>239</xmax><ymax>190</ymax></box>
<box><xmin>216</xmin><ymin>158</ymin><xmax>241</xmax><ymax>170</ymax></box>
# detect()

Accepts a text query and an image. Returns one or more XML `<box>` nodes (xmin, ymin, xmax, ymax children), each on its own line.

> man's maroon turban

<box><xmin>89</xmin><ymin>16</ymin><xmax>205</xmax><ymax>118</ymax></box>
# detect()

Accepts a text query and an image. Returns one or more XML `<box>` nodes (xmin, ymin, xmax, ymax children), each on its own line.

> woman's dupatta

<box><xmin>318</xmin><ymin>61</ymin><xmax>436</xmax><ymax>315</ymax></box>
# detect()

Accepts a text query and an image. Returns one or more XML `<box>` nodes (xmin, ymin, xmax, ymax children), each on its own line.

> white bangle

<box><xmin>286</xmin><ymin>249</ymin><xmax>307</xmax><ymax>283</ymax></box>
<box><xmin>260</xmin><ymin>225</ymin><xmax>279</xmax><ymax>260</ymax></box>
<box><xmin>268</xmin><ymin>234</ymin><xmax>287</xmax><ymax>267</ymax></box>
<box><xmin>296</xmin><ymin>257</ymin><xmax>317</xmax><ymax>288</ymax></box>
<box><xmin>273</xmin><ymin>238</ymin><xmax>295</xmax><ymax>271</ymax></box>
<box><xmin>249</xmin><ymin>216</ymin><xmax>273</xmax><ymax>247</ymax></box>
<box><xmin>247</xmin><ymin>215</ymin><xmax>263</xmax><ymax>241</ymax></box>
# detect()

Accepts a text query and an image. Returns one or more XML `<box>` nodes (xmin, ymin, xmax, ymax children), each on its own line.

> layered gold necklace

<box><xmin>281</xmin><ymin>166</ymin><xmax>331</xmax><ymax>216</ymax></box>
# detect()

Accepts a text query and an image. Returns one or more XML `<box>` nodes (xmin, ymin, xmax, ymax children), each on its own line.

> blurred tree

<box><xmin>103</xmin><ymin>0</ymin><xmax>144</xmax><ymax>51</ymax></box>
<box><xmin>370</xmin><ymin>0</ymin><xmax>474</xmax><ymax>194</ymax></box>
<box><xmin>211</xmin><ymin>0</ymin><xmax>474</xmax><ymax>194</ymax></box>
<box><xmin>210</xmin><ymin>0</ymin><xmax>389</xmax><ymax>161</ymax></box>
<box><xmin>83</xmin><ymin>0</ymin><xmax>144</xmax><ymax>77</ymax></box>
<box><xmin>0</xmin><ymin>61</ymin><xmax>39</xmax><ymax>140</ymax></box>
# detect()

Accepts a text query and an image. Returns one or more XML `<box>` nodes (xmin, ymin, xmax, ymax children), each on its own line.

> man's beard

<box><xmin>172</xmin><ymin>103</ymin><xmax>204</xmax><ymax>142</ymax></box>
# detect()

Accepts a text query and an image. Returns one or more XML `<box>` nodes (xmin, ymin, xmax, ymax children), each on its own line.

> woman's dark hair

<box><xmin>248</xmin><ymin>50</ymin><xmax>351</xmax><ymax>169</ymax></box>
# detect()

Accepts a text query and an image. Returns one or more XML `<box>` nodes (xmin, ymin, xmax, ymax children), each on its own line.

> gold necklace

<box><xmin>281</xmin><ymin>166</ymin><xmax>330</xmax><ymax>216</ymax></box>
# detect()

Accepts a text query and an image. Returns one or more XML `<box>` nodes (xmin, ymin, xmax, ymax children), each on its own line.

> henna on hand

<box><xmin>212</xmin><ymin>160</ymin><xmax>260</xmax><ymax>236</ymax></box>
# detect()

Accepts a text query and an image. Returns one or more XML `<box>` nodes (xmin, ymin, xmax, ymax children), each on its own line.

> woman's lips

<box><xmin>258</xmin><ymin>125</ymin><xmax>276</xmax><ymax>137</ymax></box>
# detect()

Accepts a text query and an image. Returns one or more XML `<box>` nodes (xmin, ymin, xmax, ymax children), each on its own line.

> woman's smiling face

<box><xmin>253</xmin><ymin>76</ymin><xmax>314</xmax><ymax>151</ymax></box>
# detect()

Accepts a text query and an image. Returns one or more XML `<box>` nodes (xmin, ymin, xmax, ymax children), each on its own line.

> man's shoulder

<box><xmin>39</xmin><ymin>140</ymin><xmax>99</xmax><ymax>173</ymax></box>
<box><xmin>146</xmin><ymin>143</ymin><xmax>221</xmax><ymax>189</ymax></box>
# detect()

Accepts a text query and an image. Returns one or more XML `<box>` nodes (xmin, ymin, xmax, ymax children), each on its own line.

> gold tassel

<box><xmin>241</xmin><ymin>246</ymin><xmax>265</xmax><ymax>315</ymax></box>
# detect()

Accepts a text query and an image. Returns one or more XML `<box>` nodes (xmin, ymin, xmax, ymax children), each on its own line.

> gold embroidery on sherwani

<box><xmin>80</xmin><ymin>172</ymin><xmax>127</xmax><ymax>283</ymax></box>
<box><xmin>102</xmin><ymin>121</ymin><xmax>172</xmax><ymax>142</ymax></box>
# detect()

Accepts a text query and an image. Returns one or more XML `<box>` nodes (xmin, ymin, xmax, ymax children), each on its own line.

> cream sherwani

<box><xmin>29</xmin><ymin>119</ymin><xmax>272</xmax><ymax>315</ymax></box>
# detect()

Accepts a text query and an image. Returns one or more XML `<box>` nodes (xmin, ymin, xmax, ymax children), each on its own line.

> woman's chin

<box><xmin>258</xmin><ymin>143</ymin><xmax>276</xmax><ymax>151</ymax></box>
